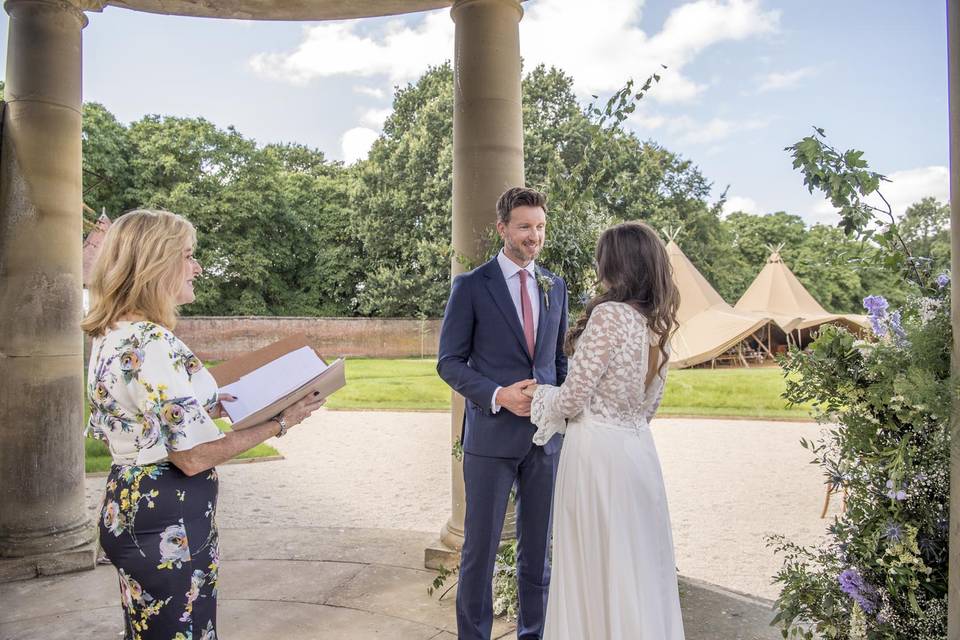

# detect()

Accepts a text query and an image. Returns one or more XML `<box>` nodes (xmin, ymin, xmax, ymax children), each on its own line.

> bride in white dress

<box><xmin>524</xmin><ymin>221</ymin><xmax>685</xmax><ymax>639</ymax></box>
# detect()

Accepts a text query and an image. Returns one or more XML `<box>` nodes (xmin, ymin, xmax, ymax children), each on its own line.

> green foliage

<box><xmin>78</xmin><ymin>75</ymin><xmax>943</xmax><ymax>321</ymax></box>
<box><xmin>81</xmin><ymin>109</ymin><xmax>360</xmax><ymax>316</ymax></box>
<box><xmin>351</xmin><ymin>63</ymin><xmax>730</xmax><ymax>314</ymax></box>
<box><xmin>83</xmin><ymin>102</ymin><xmax>134</xmax><ymax>220</ymax></box>
<box><xmin>426</xmin><ymin>563</ymin><xmax>457</xmax><ymax>598</ymax></box>
<box><xmin>785</xmin><ymin>128</ymin><xmax>936</xmax><ymax>288</ymax></box>
<box><xmin>715</xmin><ymin>211</ymin><xmax>913</xmax><ymax>313</ymax></box>
<box><xmin>900</xmin><ymin>197</ymin><xmax>950</xmax><ymax>274</ymax></box>
<box><xmin>351</xmin><ymin>64</ymin><xmax>455</xmax><ymax>317</ymax></box>
<box><xmin>769</xmin><ymin>136</ymin><xmax>951</xmax><ymax>639</ymax></box>
<box><xmin>492</xmin><ymin>540</ymin><xmax>520</xmax><ymax>620</ymax></box>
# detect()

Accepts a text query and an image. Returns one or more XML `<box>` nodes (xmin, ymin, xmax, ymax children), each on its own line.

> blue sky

<box><xmin>0</xmin><ymin>1</ymin><xmax>949</xmax><ymax>224</ymax></box>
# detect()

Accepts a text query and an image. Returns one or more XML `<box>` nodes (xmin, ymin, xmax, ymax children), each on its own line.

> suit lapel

<box><xmin>533</xmin><ymin>269</ymin><xmax>556</xmax><ymax>361</ymax></box>
<box><xmin>483</xmin><ymin>260</ymin><xmax>533</xmax><ymax>361</ymax></box>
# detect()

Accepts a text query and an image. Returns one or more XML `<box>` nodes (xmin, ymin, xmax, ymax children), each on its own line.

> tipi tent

<box><xmin>667</xmin><ymin>239</ymin><xmax>773</xmax><ymax>368</ymax></box>
<box><xmin>734</xmin><ymin>247</ymin><xmax>868</xmax><ymax>336</ymax></box>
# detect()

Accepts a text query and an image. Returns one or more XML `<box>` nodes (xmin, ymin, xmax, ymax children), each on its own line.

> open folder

<box><xmin>208</xmin><ymin>334</ymin><xmax>345</xmax><ymax>431</ymax></box>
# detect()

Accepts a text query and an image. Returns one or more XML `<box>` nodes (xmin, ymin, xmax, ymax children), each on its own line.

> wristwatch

<box><xmin>273</xmin><ymin>414</ymin><xmax>288</xmax><ymax>438</ymax></box>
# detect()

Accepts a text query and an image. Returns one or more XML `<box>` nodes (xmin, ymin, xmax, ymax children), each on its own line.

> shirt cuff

<box><xmin>491</xmin><ymin>387</ymin><xmax>502</xmax><ymax>414</ymax></box>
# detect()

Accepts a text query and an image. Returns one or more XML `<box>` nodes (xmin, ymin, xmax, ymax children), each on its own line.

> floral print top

<box><xmin>87</xmin><ymin>321</ymin><xmax>224</xmax><ymax>466</ymax></box>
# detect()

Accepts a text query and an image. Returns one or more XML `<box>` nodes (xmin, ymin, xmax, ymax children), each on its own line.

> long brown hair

<box><xmin>565</xmin><ymin>221</ymin><xmax>679</xmax><ymax>375</ymax></box>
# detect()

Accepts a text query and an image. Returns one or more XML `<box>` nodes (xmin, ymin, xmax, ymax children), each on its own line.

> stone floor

<box><xmin>84</xmin><ymin>410</ymin><xmax>835</xmax><ymax>600</ymax></box>
<box><xmin>0</xmin><ymin>526</ymin><xmax>780</xmax><ymax>640</ymax></box>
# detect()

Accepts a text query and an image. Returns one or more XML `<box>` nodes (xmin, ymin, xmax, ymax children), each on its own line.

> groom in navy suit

<box><xmin>437</xmin><ymin>187</ymin><xmax>568</xmax><ymax>640</ymax></box>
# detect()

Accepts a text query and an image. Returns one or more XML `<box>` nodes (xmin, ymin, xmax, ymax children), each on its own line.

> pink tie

<box><xmin>519</xmin><ymin>269</ymin><xmax>536</xmax><ymax>357</ymax></box>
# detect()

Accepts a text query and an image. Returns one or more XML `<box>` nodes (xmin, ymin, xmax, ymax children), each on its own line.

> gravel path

<box><xmin>85</xmin><ymin>409</ymin><xmax>835</xmax><ymax>600</ymax></box>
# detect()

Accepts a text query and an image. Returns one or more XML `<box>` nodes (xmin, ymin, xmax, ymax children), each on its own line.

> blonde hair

<box><xmin>82</xmin><ymin>209</ymin><xmax>197</xmax><ymax>337</ymax></box>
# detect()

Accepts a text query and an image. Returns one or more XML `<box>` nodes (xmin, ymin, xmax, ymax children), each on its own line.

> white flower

<box><xmin>917</xmin><ymin>297</ymin><xmax>942</xmax><ymax>324</ymax></box>
<box><xmin>852</xmin><ymin>339</ymin><xmax>874</xmax><ymax>357</ymax></box>
<box><xmin>118</xmin><ymin>569</ymin><xmax>144</xmax><ymax>610</ymax></box>
<box><xmin>199</xmin><ymin>619</ymin><xmax>217</xmax><ymax>640</ymax></box>
<box><xmin>158</xmin><ymin>523</ymin><xmax>190</xmax><ymax>568</ymax></box>
<box><xmin>102</xmin><ymin>501</ymin><xmax>122</xmax><ymax>536</ymax></box>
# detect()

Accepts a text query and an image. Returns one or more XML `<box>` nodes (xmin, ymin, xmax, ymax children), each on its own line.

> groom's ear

<box><xmin>495</xmin><ymin>219</ymin><xmax>507</xmax><ymax>239</ymax></box>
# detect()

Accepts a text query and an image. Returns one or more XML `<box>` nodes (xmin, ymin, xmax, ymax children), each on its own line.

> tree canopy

<box><xmin>75</xmin><ymin>66</ymin><xmax>938</xmax><ymax>318</ymax></box>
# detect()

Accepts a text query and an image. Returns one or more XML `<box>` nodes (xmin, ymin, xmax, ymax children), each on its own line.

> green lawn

<box><xmin>659</xmin><ymin>367</ymin><xmax>813</xmax><ymax>419</ymax></box>
<box><xmin>327</xmin><ymin>358</ymin><xmax>453</xmax><ymax>410</ymax></box>
<box><xmin>86</xmin><ymin>359</ymin><xmax>809</xmax><ymax>472</ymax></box>
<box><xmin>325</xmin><ymin>359</ymin><xmax>814</xmax><ymax>420</ymax></box>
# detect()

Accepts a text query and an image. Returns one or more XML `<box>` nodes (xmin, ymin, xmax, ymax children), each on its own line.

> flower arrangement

<box><xmin>536</xmin><ymin>269</ymin><xmax>554</xmax><ymax>311</ymax></box>
<box><xmin>768</xmin><ymin>274</ymin><xmax>951</xmax><ymax>639</ymax></box>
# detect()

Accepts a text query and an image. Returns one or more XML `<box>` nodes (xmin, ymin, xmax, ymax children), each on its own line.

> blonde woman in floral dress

<box><xmin>83</xmin><ymin>210</ymin><xmax>326</xmax><ymax>640</ymax></box>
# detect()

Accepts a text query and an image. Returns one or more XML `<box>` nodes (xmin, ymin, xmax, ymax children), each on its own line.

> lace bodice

<box><xmin>531</xmin><ymin>302</ymin><xmax>669</xmax><ymax>437</ymax></box>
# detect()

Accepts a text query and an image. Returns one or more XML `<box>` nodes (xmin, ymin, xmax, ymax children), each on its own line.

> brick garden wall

<box><xmin>173</xmin><ymin>316</ymin><xmax>441</xmax><ymax>361</ymax></box>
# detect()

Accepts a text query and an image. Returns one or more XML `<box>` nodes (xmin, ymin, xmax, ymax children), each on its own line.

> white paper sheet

<box><xmin>220</xmin><ymin>346</ymin><xmax>329</xmax><ymax>424</ymax></box>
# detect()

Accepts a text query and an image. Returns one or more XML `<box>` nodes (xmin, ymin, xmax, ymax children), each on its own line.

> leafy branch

<box><xmin>786</xmin><ymin>127</ymin><xmax>923</xmax><ymax>285</ymax></box>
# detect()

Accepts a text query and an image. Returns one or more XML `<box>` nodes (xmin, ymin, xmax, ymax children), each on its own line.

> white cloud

<box><xmin>353</xmin><ymin>85</ymin><xmax>388</xmax><ymax>99</ymax></box>
<box><xmin>755</xmin><ymin>66</ymin><xmax>817</xmax><ymax>93</ymax></box>
<box><xmin>341</xmin><ymin>127</ymin><xmax>380</xmax><ymax>164</ymax></box>
<box><xmin>627</xmin><ymin>111</ymin><xmax>669</xmax><ymax>131</ymax></box>
<box><xmin>629</xmin><ymin>111</ymin><xmax>771</xmax><ymax>144</ymax></box>
<box><xmin>809</xmin><ymin>165</ymin><xmax>949</xmax><ymax>224</ymax></box>
<box><xmin>677</xmin><ymin>116</ymin><xmax>770</xmax><ymax>144</ymax></box>
<box><xmin>248</xmin><ymin>11</ymin><xmax>454</xmax><ymax>85</ymax></box>
<box><xmin>722</xmin><ymin>195</ymin><xmax>760</xmax><ymax>217</ymax></box>
<box><xmin>249</xmin><ymin>0</ymin><xmax>779</xmax><ymax>105</ymax></box>
<box><xmin>361</xmin><ymin>107</ymin><xmax>393</xmax><ymax>129</ymax></box>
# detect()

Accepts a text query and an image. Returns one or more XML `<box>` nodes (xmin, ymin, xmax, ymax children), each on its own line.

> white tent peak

<box><xmin>666</xmin><ymin>240</ymin><xmax>772</xmax><ymax>368</ymax></box>
<box><xmin>734</xmin><ymin>248</ymin><xmax>868</xmax><ymax>333</ymax></box>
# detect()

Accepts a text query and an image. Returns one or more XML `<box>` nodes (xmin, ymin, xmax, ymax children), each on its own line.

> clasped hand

<box><xmin>496</xmin><ymin>379</ymin><xmax>539</xmax><ymax>416</ymax></box>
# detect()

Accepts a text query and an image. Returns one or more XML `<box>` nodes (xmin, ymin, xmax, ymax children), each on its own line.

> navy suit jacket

<box><xmin>437</xmin><ymin>257</ymin><xmax>569</xmax><ymax>458</ymax></box>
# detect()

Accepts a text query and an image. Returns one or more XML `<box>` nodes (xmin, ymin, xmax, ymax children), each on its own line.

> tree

<box><xmin>900</xmin><ymin>196</ymin><xmax>950</xmax><ymax>273</ymax></box>
<box><xmin>82</xmin><ymin>102</ymin><xmax>134</xmax><ymax>220</ymax></box>
<box><xmin>351</xmin><ymin>63</ymin><xmax>455</xmax><ymax>317</ymax></box>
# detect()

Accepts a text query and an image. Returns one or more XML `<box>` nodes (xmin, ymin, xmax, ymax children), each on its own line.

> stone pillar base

<box><xmin>0</xmin><ymin>539</ymin><xmax>96</xmax><ymax>583</ymax></box>
<box><xmin>424</xmin><ymin>540</ymin><xmax>460</xmax><ymax>571</ymax></box>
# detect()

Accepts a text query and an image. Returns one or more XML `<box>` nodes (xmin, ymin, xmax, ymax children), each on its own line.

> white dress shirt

<box><xmin>491</xmin><ymin>249</ymin><xmax>541</xmax><ymax>412</ymax></box>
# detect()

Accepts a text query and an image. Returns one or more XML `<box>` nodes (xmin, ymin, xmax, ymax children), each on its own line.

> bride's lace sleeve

<box><xmin>643</xmin><ymin>372</ymin><xmax>667</xmax><ymax>423</ymax></box>
<box><xmin>642</xmin><ymin>347</ymin><xmax>670</xmax><ymax>423</ymax></box>
<box><xmin>532</xmin><ymin>303</ymin><xmax>632</xmax><ymax>432</ymax></box>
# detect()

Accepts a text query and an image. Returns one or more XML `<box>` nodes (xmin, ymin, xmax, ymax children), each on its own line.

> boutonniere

<box><xmin>535</xmin><ymin>270</ymin><xmax>554</xmax><ymax>311</ymax></box>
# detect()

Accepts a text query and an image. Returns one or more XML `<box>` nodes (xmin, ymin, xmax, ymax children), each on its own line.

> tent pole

<box><xmin>752</xmin><ymin>329</ymin><xmax>774</xmax><ymax>359</ymax></box>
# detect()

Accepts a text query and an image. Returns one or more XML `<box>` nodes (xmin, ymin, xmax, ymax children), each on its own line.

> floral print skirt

<box><xmin>99</xmin><ymin>463</ymin><xmax>219</xmax><ymax>640</ymax></box>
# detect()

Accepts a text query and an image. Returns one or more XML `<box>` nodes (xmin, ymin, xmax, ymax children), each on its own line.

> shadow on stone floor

<box><xmin>0</xmin><ymin>526</ymin><xmax>780</xmax><ymax>640</ymax></box>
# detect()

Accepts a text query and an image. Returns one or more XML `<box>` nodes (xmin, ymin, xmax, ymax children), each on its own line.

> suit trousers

<box><xmin>456</xmin><ymin>444</ymin><xmax>559</xmax><ymax>640</ymax></box>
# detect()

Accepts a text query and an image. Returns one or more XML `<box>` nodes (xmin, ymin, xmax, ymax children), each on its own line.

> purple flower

<box><xmin>863</xmin><ymin>295</ymin><xmax>890</xmax><ymax>337</ymax></box>
<box><xmin>936</xmin><ymin>273</ymin><xmax>950</xmax><ymax>288</ymax></box>
<box><xmin>838</xmin><ymin>568</ymin><xmax>877</xmax><ymax>613</ymax></box>
<box><xmin>889</xmin><ymin>310</ymin><xmax>907</xmax><ymax>344</ymax></box>
<box><xmin>885</xmin><ymin>479</ymin><xmax>908</xmax><ymax>501</ymax></box>
<box><xmin>883</xmin><ymin>521</ymin><xmax>904</xmax><ymax>543</ymax></box>
<box><xmin>863</xmin><ymin>295</ymin><xmax>889</xmax><ymax>316</ymax></box>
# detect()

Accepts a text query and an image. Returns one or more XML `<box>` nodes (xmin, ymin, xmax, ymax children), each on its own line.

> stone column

<box><xmin>948</xmin><ymin>1</ymin><xmax>960</xmax><ymax>635</ymax></box>
<box><xmin>426</xmin><ymin>0</ymin><xmax>525</xmax><ymax>568</ymax></box>
<box><xmin>0</xmin><ymin>0</ymin><xmax>95</xmax><ymax>581</ymax></box>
